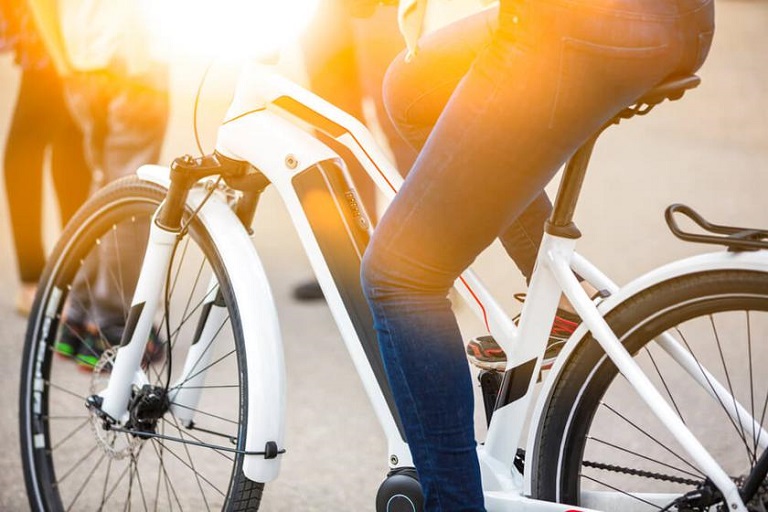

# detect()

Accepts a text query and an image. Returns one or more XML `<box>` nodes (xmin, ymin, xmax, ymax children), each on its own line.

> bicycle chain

<box><xmin>583</xmin><ymin>459</ymin><xmax>700</xmax><ymax>486</ymax></box>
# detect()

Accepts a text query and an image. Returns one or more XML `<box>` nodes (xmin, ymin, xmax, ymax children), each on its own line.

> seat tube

<box><xmin>546</xmin><ymin>132</ymin><xmax>601</xmax><ymax>238</ymax></box>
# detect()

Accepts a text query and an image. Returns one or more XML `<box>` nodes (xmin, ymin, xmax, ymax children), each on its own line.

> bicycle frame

<box><xmin>96</xmin><ymin>61</ymin><xmax>767</xmax><ymax>511</ymax></box>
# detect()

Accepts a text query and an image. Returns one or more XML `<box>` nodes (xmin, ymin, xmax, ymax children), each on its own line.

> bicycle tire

<box><xmin>532</xmin><ymin>269</ymin><xmax>768</xmax><ymax>510</ymax></box>
<box><xmin>19</xmin><ymin>176</ymin><xmax>264</xmax><ymax>511</ymax></box>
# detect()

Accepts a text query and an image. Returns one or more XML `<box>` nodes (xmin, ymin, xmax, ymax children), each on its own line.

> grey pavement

<box><xmin>1</xmin><ymin>2</ymin><xmax>768</xmax><ymax>510</ymax></box>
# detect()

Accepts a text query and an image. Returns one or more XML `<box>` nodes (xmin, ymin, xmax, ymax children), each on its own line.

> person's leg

<box><xmin>59</xmin><ymin>70</ymin><xmax>168</xmax><ymax>361</ymax></box>
<box><xmin>4</xmin><ymin>67</ymin><xmax>57</xmax><ymax>286</ymax></box>
<box><xmin>362</xmin><ymin>0</ymin><xmax>710</xmax><ymax>508</ymax></box>
<box><xmin>382</xmin><ymin>8</ymin><xmax>550</xmax><ymax>283</ymax></box>
<box><xmin>56</xmin><ymin>72</ymin><xmax>113</xmax><ymax>337</ymax></box>
<box><xmin>50</xmin><ymin>85</ymin><xmax>91</xmax><ymax>226</ymax></box>
<box><xmin>89</xmin><ymin>72</ymin><xmax>168</xmax><ymax>334</ymax></box>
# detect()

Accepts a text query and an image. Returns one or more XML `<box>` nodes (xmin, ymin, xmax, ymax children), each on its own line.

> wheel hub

<box><xmin>87</xmin><ymin>348</ymin><xmax>171</xmax><ymax>459</ymax></box>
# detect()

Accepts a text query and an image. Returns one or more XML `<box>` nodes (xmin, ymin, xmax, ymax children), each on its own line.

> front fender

<box><xmin>137</xmin><ymin>164</ymin><xmax>285</xmax><ymax>483</ymax></box>
<box><xmin>525</xmin><ymin>248</ymin><xmax>768</xmax><ymax>495</ymax></box>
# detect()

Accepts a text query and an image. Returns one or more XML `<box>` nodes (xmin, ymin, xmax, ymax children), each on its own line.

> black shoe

<box><xmin>74</xmin><ymin>324</ymin><xmax>164</xmax><ymax>370</ymax></box>
<box><xmin>292</xmin><ymin>280</ymin><xmax>325</xmax><ymax>301</ymax></box>
<box><xmin>466</xmin><ymin>293</ymin><xmax>581</xmax><ymax>371</ymax></box>
<box><xmin>54</xmin><ymin>320</ymin><xmax>88</xmax><ymax>359</ymax></box>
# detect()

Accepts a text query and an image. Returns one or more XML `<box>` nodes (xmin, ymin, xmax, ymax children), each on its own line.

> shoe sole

<box><xmin>54</xmin><ymin>342</ymin><xmax>77</xmax><ymax>358</ymax></box>
<box><xmin>467</xmin><ymin>355</ymin><xmax>557</xmax><ymax>372</ymax></box>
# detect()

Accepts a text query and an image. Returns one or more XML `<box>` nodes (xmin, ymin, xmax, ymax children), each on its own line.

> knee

<box><xmin>382</xmin><ymin>56</ymin><xmax>427</xmax><ymax>150</ymax></box>
<box><xmin>360</xmin><ymin>242</ymin><xmax>389</xmax><ymax>306</ymax></box>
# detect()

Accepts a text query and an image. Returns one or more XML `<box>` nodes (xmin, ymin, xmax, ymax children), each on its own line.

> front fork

<box><xmin>98</xmin><ymin>223</ymin><xmax>178</xmax><ymax>421</ymax></box>
<box><xmin>94</xmin><ymin>152</ymin><xmax>259</xmax><ymax>425</ymax></box>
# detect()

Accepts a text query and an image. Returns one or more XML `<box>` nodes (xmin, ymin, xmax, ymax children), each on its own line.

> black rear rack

<box><xmin>665</xmin><ymin>204</ymin><xmax>768</xmax><ymax>252</ymax></box>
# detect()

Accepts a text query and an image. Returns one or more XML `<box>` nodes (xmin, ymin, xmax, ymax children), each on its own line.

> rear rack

<box><xmin>665</xmin><ymin>204</ymin><xmax>768</xmax><ymax>252</ymax></box>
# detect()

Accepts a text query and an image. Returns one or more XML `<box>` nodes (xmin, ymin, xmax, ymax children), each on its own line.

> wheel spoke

<box><xmin>168</xmin><ymin>316</ymin><xmax>230</xmax><ymax>391</ymax></box>
<box><xmin>150</xmin><ymin>439</ymin><xmax>226</xmax><ymax>497</ymax></box>
<box><xmin>150</xmin><ymin>424</ymin><xmax>185</xmax><ymax>512</ymax></box>
<box><xmin>675</xmin><ymin>326</ymin><xmax>755</xmax><ymax>462</ymax></box>
<box><xmin>55</xmin><ymin>443</ymin><xmax>100</xmax><ymax>486</ymax></box>
<box><xmin>46</xmin><ymin>380</ymin><xmax>89</xmax><ymax>402</ymax></box>
<box><xmin>643</xmin><ymin>346</ymin><xmax>686</xmax><ymax>425</ymax></box>
<box><xmin>99</xmin><ymin>458</ymin><xmax>113</xmax><ymax>511</ymax></box>
<box><xmin>169</xmin><ymin>415</ymin><xmax>212</xmax><ymax>511</ymax></box>
<box><xmin>601</xmin><ymin>401</ymin><xmax>701</xmax><ymax>475</ymax></box>
<box><xmin>65</xmin><ymin>451</ymin><xmax>108</xmax><ymax>512</ymax></box>
<box><xmin>169</xmin><ymin>403</ymin><xmax>238</xmax><ymax>426</ymax></box>
<box><xmin>132</xmin><ymin>450</ymin><xmax>150</xmax><ymax>512</ymax></box>
<box><xmin>109</xmin><ymin>226</ymin><xmax>130</xmax><ymax>317</ymax></box>
<box><xmin>162</xmin><ymin>417</ymin><xmax>235</xmax><ymax>462</ymax></box>
<box><xmin>587</xmin><ymin>436</ymin><xmax>704</xmax><ymax>480</ymax></box>
<box><xmin>580</xmin><ymin>473</ymin><xmax>664</xmax><ymax>510</ymax></box>
<box><xmin>709</xmin><ymin>314</ymin><xmax>753</xmax><ymax>463</ymax></box>
<box><xmin>50</xmin><ymin>418</ymin><xmax>91</xmax><ymax>452</ymax></box>
<box><xmin>170</xmin><ymin>348</ymin><xmax>236</xmax><ymax>393</ymax></box>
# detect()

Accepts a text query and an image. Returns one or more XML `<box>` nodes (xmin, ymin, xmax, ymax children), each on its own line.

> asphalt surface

<box><xmin>1</xmin><ymin>2</ymin><xmax>767</xmax><ymax>510</ymax></box>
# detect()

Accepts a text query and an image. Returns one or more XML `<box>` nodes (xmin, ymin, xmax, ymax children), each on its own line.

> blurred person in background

<box><xmin>294</xmin><ymin>0</ymin><xmax>417</xmax><ymax>300</ymax></box>
<box><xmin>0</xmin><ymin>0</ymin><xmax>91</xmax><ymax>315</ymax></box>
<box><xmin>26</xmin><ymin>0</ymin><xmax>168</xmax><ymax>367</ymax></box>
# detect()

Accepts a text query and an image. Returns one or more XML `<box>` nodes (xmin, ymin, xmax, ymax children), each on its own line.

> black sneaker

<box><xmin>292</xmin><ymin>280</ymin><xmax>325</xmax><ymax>301</ymax></box>
<box><xmin>54</xmin><ymin>320</ymin><xmax>88</xmax><ymax>359</ymax></box>
<box><xmin>74</xmin><ymin>324</ymin><xmax>165</xmax><ymax>370</ymax></box>
<box><xmin>466</xmin><ymin>293</ymin><xmax>581</xmax><ymax>371</ymax></box>
<box><xmin>74</xmin><ymin>326</ymin><xmax>115</xmax><ymax>370</ymax></box>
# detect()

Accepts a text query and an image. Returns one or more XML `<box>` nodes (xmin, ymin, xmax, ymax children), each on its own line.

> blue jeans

<box><xmin>361</xmin><ymin>0</ymin><xmax>714</xmax><ymax>510</ymax></box>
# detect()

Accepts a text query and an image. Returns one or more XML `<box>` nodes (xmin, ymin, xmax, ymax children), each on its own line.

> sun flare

<box><xmin>143</xmin><ymin>0</ymin><xmax>320</xmax><ymax>61</ymax></box>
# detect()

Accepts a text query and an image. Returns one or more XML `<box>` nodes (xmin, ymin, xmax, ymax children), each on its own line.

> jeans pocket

<box><xmin>549</xmin><ymin>36</ymin><xmax>672</xmax><ymax>130</ymax></box>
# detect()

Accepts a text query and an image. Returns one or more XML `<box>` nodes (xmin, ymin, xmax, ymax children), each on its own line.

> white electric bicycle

<box><xmin>19</xmin><ymin>59</ymin><xmax>768</xmax><ymax>512</ymax></box>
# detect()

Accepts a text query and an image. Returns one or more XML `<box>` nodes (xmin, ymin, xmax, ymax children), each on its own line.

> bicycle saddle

<box><xmin>613</xmin><ymin>74</ymin><xmax>700</xmax><ymax>123</ymax></box>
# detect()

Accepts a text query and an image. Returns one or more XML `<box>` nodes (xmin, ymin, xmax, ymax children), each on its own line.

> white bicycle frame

<box><xmin>94</xmin><ymin>61</ymin><xmax>768</xmax><ymax>511</ymax></box>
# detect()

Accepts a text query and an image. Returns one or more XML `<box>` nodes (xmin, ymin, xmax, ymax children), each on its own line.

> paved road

<box><xmin>1</xmin><ymin>2</ymin><xmax>767</xmax><ymax>510</ymax></box>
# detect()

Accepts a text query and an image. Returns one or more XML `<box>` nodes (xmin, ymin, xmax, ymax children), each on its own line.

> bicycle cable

<box><xmin>162</xmin><ymin>176</ymin><xmax>223</xmax><ymax>393</ymax></box>
<box><xmin>193</xmin><ymin>60</ymin><xmax>214</xmax><ymax>157</ymax></box>
<box><xmin>159</xmin><ymin>57</ymin><xmax>218</xmax><ymax>391</ymax></box>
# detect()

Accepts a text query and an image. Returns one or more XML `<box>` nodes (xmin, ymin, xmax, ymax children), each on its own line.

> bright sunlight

<box><xmin>143</xmin><ymin>0</ymin><xmax>320</xmax><ymax>61</ymax></box>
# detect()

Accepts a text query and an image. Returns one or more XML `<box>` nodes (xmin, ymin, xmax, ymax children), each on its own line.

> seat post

<box><xmin>545</xmin><ymin>132</ymin><xmax>601</xmax><ymax>239</ymax></box>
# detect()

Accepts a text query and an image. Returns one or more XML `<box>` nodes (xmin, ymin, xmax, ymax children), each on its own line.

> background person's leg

<box><xmin>4</xmin><ymin>67</ymin><xmax>56</xmax><ymax>286</ymax></box>
<box><xmin>89</xmin><ymin>74</ymin><xmax>169</xmax><ymax>337</ymax></box>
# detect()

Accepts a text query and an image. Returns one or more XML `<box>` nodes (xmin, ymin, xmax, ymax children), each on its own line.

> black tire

<box><xmin>19</xmin><ymin>176</ymin><xmax>264</xmax><ymax>511</ymax></box>
<box><xmin>532</xmin><ymin>270</ymin><xmax>768</xmax><ymax>510</ymax></box>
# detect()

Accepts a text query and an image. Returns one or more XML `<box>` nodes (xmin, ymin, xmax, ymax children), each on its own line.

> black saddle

<box><xmin>613</xmin><ymin>74</ymin><xmax>700</xmax><ymax>123</ymax></box>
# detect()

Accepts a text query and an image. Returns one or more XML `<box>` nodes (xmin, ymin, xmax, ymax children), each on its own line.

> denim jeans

<box><xmin>361</xmin><ymin>0</ymin><xmax>714</xmax><ymax>510</ymax></box>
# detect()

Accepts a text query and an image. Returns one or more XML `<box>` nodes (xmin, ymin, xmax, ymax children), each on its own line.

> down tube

<box><xmin>291</xmin><ymin>160</ymin><xmax>407</xmax><ymax>442</ymax></box>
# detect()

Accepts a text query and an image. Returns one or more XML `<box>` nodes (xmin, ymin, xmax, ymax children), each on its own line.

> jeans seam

<box><xmin>370</xmin><ymin>299</ymin><xmax>444</xmax><ymax>511</ymax></box>
<box><xmin>399</xmin><ymin>77</ymin><xmax>467</xmax><ymax>128</ymax></box>
<box><xmin>515</xmin><ymin>219</ymin><xmax>540</xmax><ymax>261</ymax></box>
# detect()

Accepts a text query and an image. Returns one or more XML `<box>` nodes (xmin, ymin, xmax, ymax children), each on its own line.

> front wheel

<box><xmin>532</xmin><ymin>270</ymin><xmax>768</xmax><ymax>511</ymax></box>
<box><xmin>19</xmin><ymin>176</ymin><xmax>264</xmax><ymax>511</ymax></box>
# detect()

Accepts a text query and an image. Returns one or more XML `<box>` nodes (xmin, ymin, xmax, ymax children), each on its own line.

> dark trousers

<box><xmin>4</xmin><ymin>65</ymin><xmax>91</xmax><ymax>283</ymax></box>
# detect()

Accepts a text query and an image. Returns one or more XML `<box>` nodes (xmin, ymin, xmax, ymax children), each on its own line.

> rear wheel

<box><xmin>533</xmin><ymin>270</ymin><xmax>768</xmax><ymax>511</ymax></box>
<box><xmin>19</xmin><ymin>176</ymin><xmax>264</xmax><ymax>511</ymax></box>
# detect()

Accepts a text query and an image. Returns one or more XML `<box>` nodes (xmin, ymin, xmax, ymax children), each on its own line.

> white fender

<box><xmin>136</xmin><ymin>164</ymin><xmax>285</xmax><ymax>483</ymax></box>
<box><xmin>525</xmin><ymin>248</ymin><xmax>768</xmax><ymax>495</ymax></box>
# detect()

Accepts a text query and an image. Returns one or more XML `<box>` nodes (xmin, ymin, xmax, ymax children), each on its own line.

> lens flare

<box><xmin>143</xmin><ymin>0</ymin><xmax>320</xmax><ymax>61</ymax></box>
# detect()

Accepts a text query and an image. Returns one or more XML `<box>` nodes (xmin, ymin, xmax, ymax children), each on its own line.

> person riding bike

<box><xmin>359</xmin><ymin>0</ymin><xmax>715</xmax><ymax>509</ymax></box>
